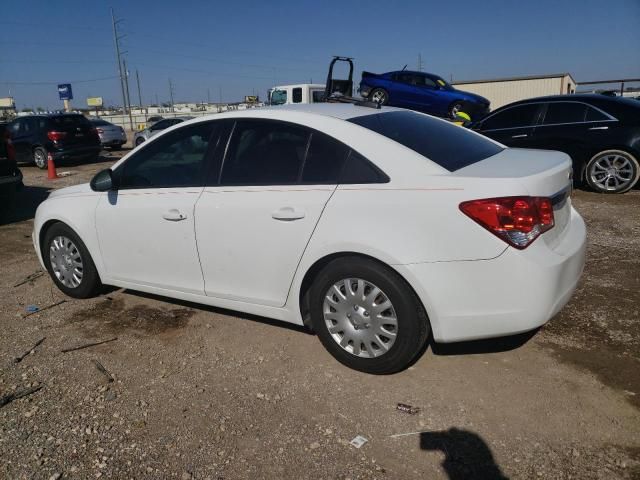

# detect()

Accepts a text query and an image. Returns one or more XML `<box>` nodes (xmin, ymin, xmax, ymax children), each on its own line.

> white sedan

<box><xmin>33</xmin><ymin>104</ymin><xmax>586</xmax><ymax>373</ymax></box>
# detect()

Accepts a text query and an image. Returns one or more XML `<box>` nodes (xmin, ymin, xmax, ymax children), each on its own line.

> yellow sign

<box><xmin>87</xmin><ymin>97</ymin><xmax>103</xmax><ymax>107</ymax></box>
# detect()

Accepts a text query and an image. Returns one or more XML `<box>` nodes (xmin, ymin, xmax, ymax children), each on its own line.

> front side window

<box><xmin>481</xmin><ymin>104</ymin><xmax>541</xmax><ymax>130</ymax></box>
<box><xmin>118</xmin><ymin>122</ymin><xmax>216</xmax><ymax>189</ymax></box>
<box><xmin>349</xmin><ymin>111</ymin><xmax>503</xmax><ymax>172</ymax></box>
<box><xmin>150</xmin><ymin>119</ymin><xmax>170</xmax><ymax>131</ymax></box>
<box><xmin>220</xmin><ymin>120</ymin><xmax>309</xmax><ymax>185</ymax></box>
<box><xmin>270</xmin><ymin>89</ymin><xmax>287</xmax><ymax>105</ymax></box>
<box><xmin>292</xmin><ymin>88</ymin><xmax>303</xmax><ymax>103</ymax></box>
<box><xmin>311</xmin><ymin>90</ymin><xmax>325</xmax><ymax>103</ymax></box>
<box><xmin>542</xmin><ymin>102</ymin><xmax>587</xmax><ymax>125</ymax></box>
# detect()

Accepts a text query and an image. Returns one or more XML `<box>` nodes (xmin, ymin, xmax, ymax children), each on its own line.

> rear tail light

<box><xmin>90</xmin><ymin>127</ymin><xmax>99</xmax><ymax>137</ymax></box>
<box><xmin>96</xmin><ymin>128</ymin><xmax>104</xmax><ymax>134</ymax></box>
<box><xmin>47</xmin><ymin>131</ymin><xmax>67</xmax><ymax>142</ymax></box>
<box><xmin>459</xmin><ymin>196</ymin><xmax>554</xmax><ymax>249</ymax></box>
<box><xmin>4</xmin><ymin>131</ymin><xmax>15</xmax><ymax>162</ymax></box>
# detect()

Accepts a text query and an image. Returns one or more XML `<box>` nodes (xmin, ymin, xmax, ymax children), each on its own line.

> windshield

<box><xmin>270</xmin><ymin>89</ymin><xmax>287</xmax><ymax>105</ymax></box>
<box><xmin>431</xmin><ymin>75</ymin><xmax>454</xmax><ymax>90</ymax></box>
<box><xmin>348</xmin><ymin>111</ymin><xmax>503</xmax><ymax>172</ymax></box>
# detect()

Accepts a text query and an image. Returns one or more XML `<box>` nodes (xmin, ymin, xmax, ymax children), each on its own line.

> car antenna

<box><xmin>402</xmin><ymin>64</ymin><xmax>407</xmax><ymax>71</ymax></box>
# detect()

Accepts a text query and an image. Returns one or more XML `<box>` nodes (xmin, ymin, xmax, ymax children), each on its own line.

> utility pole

<box><xmin>110</xmin><ymin>8</ymin><xmax>132</xmax><ymax>131</ymax></box>
<box><xmin>123</xmin><ymin>58</ymin><xmax>134</xmax><ymax>128</ymax></box>
<box><xmin>417</xmin><ymin>53</ymin><xmax>423</xmax><ymax>72</ymax></box>
<box><xmin>155</xmin><ymin>93</ymin><xmax>159</xmax><ymax>107</ymax></box>
<box><xmin>135</xmin><ymin>70</ymin><xmax>143</xmax><ymax>109</ymax></box>
<box><xmin>168</xmin><ymin>78</ymin><xmax>175</xmax><ymax>113</ymax></box>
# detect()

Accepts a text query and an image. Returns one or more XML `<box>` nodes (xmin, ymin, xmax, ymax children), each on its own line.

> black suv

<box><xmin>8</xmin><ymin>114</ymin><xmax>101</xmax><ymax>169</ymax></box>
<box><xmin>0</xmin><ymin>121</ymin><xmax>23</xmax><ymax>203</ymax></box>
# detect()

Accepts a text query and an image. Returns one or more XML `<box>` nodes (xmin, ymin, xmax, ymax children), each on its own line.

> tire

<box><xmin>449</xmin><ymin>101</ymin><xmax>465</xmax><ymax>119</ymax></box>
<box><xmin>369</xmin><ymin>88</ymin><xmax>389</xmax><ymax>106</ymax></box>
<box><xmin>585</xmin><ymin>149</ymin><xmax>640</xmax><ymax>194</ymax></box>
<box><xmin>33</xmin><ymin>147</ymin><xmax>48</xmax><ymax>169</ymax></box>
<box><xmin>309</xmin><ymin>256</ymin><xmax>430</xmax><ymax>374</ymax></box>
<box><xmin>42</xmin><ymin>222</ymin><xmax>102</xmax><ymax>299</ymax></box>
<box><xmin>135</xmin><ymin>137</ymin><xmax>145</xmax><ymax>146</ymax></box>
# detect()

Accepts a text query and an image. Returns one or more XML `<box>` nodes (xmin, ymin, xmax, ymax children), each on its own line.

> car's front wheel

<box><xmin>369</xmin><ymin>88</ymin><xmax>389</xmax><ymax>105</ymax></box>
<box><xmin>449</xmin><ymin>101</ymin><xmax>465</xmax><ymax>119</ymax></box>
<box><xmin>309</xmin><ymin>256</ymin><xmax>430</xmax><ymax>374</ymax></box>
<box><xmin>43</xmin><ymin>222</ymin><xmax>102</xmax><ymax>298</ymax></box>
<box><xmin>585</xmin><ymin>149</ymin><xmax>640</xmax><ymax>194</ymax></box>
<box><xmin>135</xmin><ymin>137</ymin><xmax>145</xmax><ymax>146</ymax></box>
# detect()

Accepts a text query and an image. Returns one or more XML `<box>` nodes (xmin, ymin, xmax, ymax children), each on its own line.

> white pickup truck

<box><xmin>268</xmin><ymin>84</ymin><xmax>326</xmax><ymax>105</ymax></box>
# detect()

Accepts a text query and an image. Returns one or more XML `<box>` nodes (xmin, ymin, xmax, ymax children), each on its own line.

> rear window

<box><xmin>49</xmin><ymin>115</ymin><xmax>91</xmax><ymax>127</ymax></box>
<box><xmin>348</xmin><ymin>111</ymin><xmax>503</xmax><ymax>171</ymax></box>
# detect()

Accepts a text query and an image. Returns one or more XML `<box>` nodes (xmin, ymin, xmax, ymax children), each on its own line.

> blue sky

<box><xmin>1</xmin><ymin>0</ymin><xmax>639</xmax><ymax>110</ymax></box>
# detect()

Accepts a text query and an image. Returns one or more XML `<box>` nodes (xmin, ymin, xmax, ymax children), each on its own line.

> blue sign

<box><xmin>57</xmin><ymin>84</ymin><xmax>73</xmax><ymax>101</ymax></box>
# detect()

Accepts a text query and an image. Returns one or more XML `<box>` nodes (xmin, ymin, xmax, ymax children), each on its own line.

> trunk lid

<box><xmin>455</xmin><ymin>148</ymin><xmax>574</xmax><ymax>250</ymax></box>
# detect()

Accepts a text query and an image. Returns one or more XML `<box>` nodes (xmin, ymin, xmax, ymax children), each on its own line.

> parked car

<box><xmin>33</xmin><ymin>104</ymin><xmax>585</xmax><ymax>374</ymax></box>
<box><xmin>90</xmin><ymin>118</ymin><xmax>127</xmax><ymax>150</ymax></box>
<box><xmin>133</xmin><ymin>116</ymin><xmax>194</xmax><ymax>146</ymax></box>
<box><xmin>8</xmin><ymin>114</ymin><xmax>101</xmax><ymax>169</ymax></box>
<box><xmin>0</xmin><ymin>121</ymin><xmax>23</xmax><ymax>204</ymax></box>
<box><xmin>269</xmin><ymin>84</ymin><xmax>326</xmax><ymax>105</ymax></box>
<box><xmin>359</xmin><ymin>70</ymin><xmax>490</xmax><ymax>119</ymax></box>
<box><xmin>472</xmin><ymin>94</ymin><xmax>640</xmax><ymax>193</ymax></box>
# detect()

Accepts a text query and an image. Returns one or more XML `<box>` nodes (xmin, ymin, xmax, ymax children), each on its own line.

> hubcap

<box><xmin>451</xmin><ymin>103</ymin><xmax>463</xmax><ymax>117</ymax></box>
<box><xmin>323</xmin><ymin>278</ymin><xmax>398</xmax><ymax>358</ymax></box>
<box><xmin>371</xmin><ymin>90</ymin><xmax>386</xmax><ymax>104</ymax></box>
<box><xmin>49</xmin><ymin>236</ymin><xmax>83</xmax><ymax>288</ymax></box>
<box><xmin>34</xmin><ymin>150</ymin><xmax>46</xmax><ymax>168</ymax></box>
<box><xmin>590</xmin><ymin>153</ymin><xmax>634</xmax><ymax>191</ymax></box>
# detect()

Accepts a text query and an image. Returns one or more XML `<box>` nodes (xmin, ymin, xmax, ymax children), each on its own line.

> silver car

<box><xmin>90</xmin><ymin>118</ymin><xmax>127</xmax><ymax>150</ymax></box>
<box><xmin>133</xmin><ymin>116</ymin><xmax>194</xmax><ymax>146</ymax></box>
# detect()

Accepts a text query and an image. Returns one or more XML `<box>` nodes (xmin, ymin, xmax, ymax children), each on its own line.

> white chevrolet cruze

<box><xmin>33</xmin><ymin>104</ymin><xmax>586</xmax><ymax>373</ymax></box>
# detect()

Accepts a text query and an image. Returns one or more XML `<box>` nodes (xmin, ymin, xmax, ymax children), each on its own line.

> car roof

<box><xmin>507</xmin><ymin>93</ymin><xmax>624</xmax><ymax>105</ymax></box>
<box><xmin>268</xmin><ymin>103</ymin><xmax>404</xmax><ymax>120</ymax></box>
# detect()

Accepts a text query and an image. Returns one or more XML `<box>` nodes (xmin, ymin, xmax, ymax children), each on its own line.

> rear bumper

<box><xmin>51</xmin><ymin>145</ymin><xmax>101</xmax><ymax>161</ymax></box>
<box><xmin>397</xmin><ymin>207</ymin><xmax>587</xmax><ymax>343</ymax></box>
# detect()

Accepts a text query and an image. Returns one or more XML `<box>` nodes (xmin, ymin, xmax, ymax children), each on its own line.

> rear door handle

<box><xmin>272</xmin><ymin>207</ymin><xmax>305</xmax><ymax>221</ymax></box>
<box><xmin>511</xmin><ymin>134</ymin><xmax>528</xmax><ymax>138</ymax></box>
<box><xmin>162</xmin><ymin>209</ymin><xmax>187</xmax><ymax>221</ymax></box>
<box><xmin>588</xmin><ymin>126</ymin><xmax>609</xmax><ymax>130</ymax></box>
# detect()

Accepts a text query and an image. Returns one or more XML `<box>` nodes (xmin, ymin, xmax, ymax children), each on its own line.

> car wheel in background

<box><xmin>135</xmin><ymin>137</ymin><xmax>145</xmax><ymax>146</ymax></box>
<box><xmin>309</xmin><ymin>256</ymin><xmax>430</xmax><ymax>374</ymax></box>
<box><xmin>449</xmin><ymin>101</ymin><xmax>465</xmax><ymax>119</ymax></box>
<box><xmin>43</xmin><ymin>222</ymin><xmax>102</xmax><ymax>299</ymax></box>
<box><xmin>585</xmin><ymin>149</ymin><xmax>640</xmax><ymax>194</ymax></box>
<box><xmin>370</xmin><ymin>88</ymin><xmax>389</xmax><ymax>105</ymax></box>
<box><xmin>33</xmin><ymin>147</ymin><xmax>48</xmax><ymax>169</ymax></box>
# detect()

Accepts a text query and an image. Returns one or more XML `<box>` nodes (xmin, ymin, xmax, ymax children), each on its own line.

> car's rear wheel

<box><xmin>43</xmin><ymin>222</ymin><xmax>102</xmax><ymax>298</ymax></box>
<box><xmin>309</xmin><ymin>256</ymin><xmax>430</xmax><ymax>374</ymax></box>
<box><xmin>135</xmin><ymin>137</ymin><xmax>145</xmax><ymax>146</ymax></box>
<box><xmin>585</xmin><ymin>149</ymin><xmax>640</xmax><ymax>194</ymax></box>
<box><xmin>370</xmin><ymin>88</ymin><xmax>389</xmax><ymax>105</ymax></box>
<box><xmin>33</xmin><ymin>147</ymin><xmax>48</xmax><ymax>169</ymax></box>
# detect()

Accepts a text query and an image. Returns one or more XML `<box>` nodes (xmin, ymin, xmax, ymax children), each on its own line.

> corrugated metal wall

<box><xmin>453</xmin><ymin>75</ymin><xmax>576</xmax><ymax>110</ymax></box>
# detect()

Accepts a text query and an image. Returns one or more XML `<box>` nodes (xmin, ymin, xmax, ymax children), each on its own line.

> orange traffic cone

<box><xmin>47</xmin><ymin>153</ymin><xmax>58</xmax><ymax>180</ymax></box>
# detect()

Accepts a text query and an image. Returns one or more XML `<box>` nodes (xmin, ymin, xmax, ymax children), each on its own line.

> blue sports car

<box><xmin>359</xmin><ymin>70</ymin><xmax>490</xmax><ymax>119</ymax></box>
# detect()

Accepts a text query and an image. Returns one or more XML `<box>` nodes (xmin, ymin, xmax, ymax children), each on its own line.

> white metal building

<box><xmin>453</xmin><ymin>73</ymin><xmax>577</xmax><ymax>110</ymax></box>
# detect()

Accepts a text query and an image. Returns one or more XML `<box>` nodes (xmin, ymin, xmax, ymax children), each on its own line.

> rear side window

<box><xmin>349</xmin><ymin>111</ymin><xmax>503</xmax><ymax>172</ymax></box>
<box><xmin>221</xmin><ymin>120</ymin><xmax>310</xmax><ymax>185</ymax></box>
<box><xmin>542</xmin><ymin>102</ymin><xmax>587</xmax><ymax>124</ymax></box>
<box><xmin>301</xmin><ymin>132</ymin><xmax>349</xmax><ymax>184</ymax></box>
<box><xmin>481</xmin><ymin>104</ymin><xmax>541</xmax><ymax>130</ymax></box>
<box><xmin>340</xmin><ymin>151</ymin><xmax>388</xmax><ymax>183</ymax></box>
<box><xmin>585</xmin><ymin>106</ymin><xmax>609</xmax><ymax>122</ymax></box>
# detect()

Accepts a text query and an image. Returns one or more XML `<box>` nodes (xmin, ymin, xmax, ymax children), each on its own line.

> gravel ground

<box><xmin>1</xmin><ymin>151</ymin><xmax>639</xmax><ymax>479</ymax></box>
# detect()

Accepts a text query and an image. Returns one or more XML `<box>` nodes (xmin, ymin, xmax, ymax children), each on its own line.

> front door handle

<box><xmin>162</xmin><ymin>209</ymin><xmax>187</xmax><ymax>221</ymax></box>
<box><xmin>272</xmin><ymin>207</ymin><xmax>305</xmax><ymax>221</ymax></box>
<box><xmin>588</xmin><ymin>126</ymin><xmax>609</xmax><ymax>130</ymax></box>
<box><xmin>511</xmin><ymin>134</ymin><xmax>528</xmax><ymax>138</ymax></box>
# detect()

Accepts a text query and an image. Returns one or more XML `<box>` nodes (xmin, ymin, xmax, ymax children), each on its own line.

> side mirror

<box><xmin>90</xmin><ymin>168</ymin><xmax>116</xmax><ymax>192</ymax></box>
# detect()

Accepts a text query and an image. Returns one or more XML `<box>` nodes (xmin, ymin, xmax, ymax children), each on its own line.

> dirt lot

<box><xmin>1</xmin><ymin>152</ymin><xmax>639</xmax><ymax>479</ymax></box>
